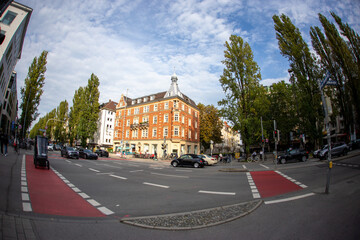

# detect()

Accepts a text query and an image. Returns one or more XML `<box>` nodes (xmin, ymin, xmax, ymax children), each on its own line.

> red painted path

<box><xmin>251</xmin><ymin>171</ymin><xmax>302</xmax><ymax>198</ymax></box>
<box><xmin>26</xmin><ymin>155</ymin><xmax>104</xmax><ymax>217</ymax></box>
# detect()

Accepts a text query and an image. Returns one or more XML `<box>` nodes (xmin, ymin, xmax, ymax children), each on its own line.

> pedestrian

<box><xmin>154</xmin><ymin>151</ymin><xmax>157</xmax><ymax>161</ymax></box>
<box><xmin>2</xmin><ymin>131</ymin><xmax>8</xmax><ymax>156</ymax></box>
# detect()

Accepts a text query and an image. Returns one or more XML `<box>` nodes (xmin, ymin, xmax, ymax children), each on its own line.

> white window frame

<box><xmin>153</xmin><ymin>116</ymin><xmax>158</xmax><ymax>124</ymax></box>
<box><xmin>164</xmin><ymin>114</ymin><xmax>169</xmax><ymax>123</ymax></box>
<box><xmin>164</xmin><ymin>127</ymin><xmax>168</xmax><ymax>137</ymax></box>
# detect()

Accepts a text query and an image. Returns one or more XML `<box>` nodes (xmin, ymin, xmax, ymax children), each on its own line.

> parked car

<box><xmin>95</xmin><ymin>149</ymin><xmax>109</xmax><ymax>157</ymax></box>
<box><xmin>47</xmin><ymin>144</ymin><xmax>54</xmax><ymax>151</ymax></box>
<box><xmin>348</xmin><ymin>139</ymin><xmax>360</xmax><ymax>151</ymax></box>
<box><xmin>319</xmin><ymin>142</ymin><xmax>349</xmax><ymax>160</ymax></box>
<box><xmin>277</xmin><ymin>148</ymin><xmax>309</xmax><ymax>164</ymax></box>
<box><xmin>171</xmin><ymin>154</ymin><xmax>206</xmax><ymax>168</ymax></box>
<box><xmin>54</xmin><ymin>144</ymin><xmax>62</xmax><ymax>151</ymax></box>
<box><xmin>198</xmin><ymin>154</ymin><xmax>217</xmax><ymax>165</ymax></box>
<box><xmin>313</xmin><ymin>145</ymin><xmax>328</xmax><ymax>159</ymax></box>
<box><xmin>61</xmin><ymin>146</ymin><xmax>79</xmax><ymax>159</ymax></box>
<box><xmin>79</xmin><ymin>149</ymin><xmax>98</xmax><ymax>160</ymax></box>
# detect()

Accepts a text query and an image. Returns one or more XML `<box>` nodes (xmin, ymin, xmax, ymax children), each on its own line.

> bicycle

<box><xmin>247</xmin><ymin>155</ymin><xmax>260</xmax><ymax>163</ymax></box>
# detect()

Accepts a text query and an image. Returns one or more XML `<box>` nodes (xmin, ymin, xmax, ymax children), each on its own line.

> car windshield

<box><xmin>67</xmin><ymin>147</ymin><xmax>75</xmax><ymax>151</ymax></box>
<box><xmin>84</xmin><ymin>149</ymin><xmax>92</xmax><ymax>153</ymax></box>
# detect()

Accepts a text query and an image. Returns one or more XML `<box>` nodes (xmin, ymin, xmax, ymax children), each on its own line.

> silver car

<box><xmin>319</xmin><ymin>142</ymin><xmax>349</xmax><ymax>160</ymax></box>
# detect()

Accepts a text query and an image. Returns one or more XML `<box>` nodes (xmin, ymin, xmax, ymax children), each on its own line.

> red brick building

<box><xmin>113</xmin><ymin>73</ymin><xmax>200</xmax><ymax>157</ymax></box>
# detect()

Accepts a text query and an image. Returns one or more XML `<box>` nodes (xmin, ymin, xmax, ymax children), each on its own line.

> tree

<box><xmin>310</xmin><ymin>13</ymin><xmax>359</xmax><ymax>137</ymax></box>
<box><xmin>197</xmin><ymin>103</ymin><xmax>223</xmax><ymax>151</ymax></box>
<box><xmin>268</xmin><ymin>81</ymin><xmax>297</xmax><ymax>145</ymax></box>
<box><xmin>54</xmin><ymin>100</ymin><xmax>68</xmax><ymax>143</ymax></box>
<box><xmin>218</xmin><ymin>35</ymin><xmax>265</xmax><ymax>156</ymax></box>
<box><xmin>273</xmin><ymin>14</ymin><xmax>323</xmax><ymax>149</ymax></box>
<box><xmin>19</xmin><ymin>50</ymin><xmax>48</xmax><ymax>138</ymax></box>
<box><xmin>69</xmin><ymin>73</ymin><xmax>100</xmax><ymax>147</ymax></box>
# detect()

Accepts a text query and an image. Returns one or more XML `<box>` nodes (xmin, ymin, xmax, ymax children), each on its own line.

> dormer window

<box><xmin>150</xmin><ymin>95</ymin><xmax>155</xmax><ymax>101</ymax></box>
<box><xmin>143</xmin><ymin>97</ymin><xmax>148</xmax><ymax>102</ymax></box>
<box><xmin>137</xmin><ymin>99</ymin><xmax>142</xmax><ymax>104</ymax></box>
<box><xmin>132</xmin><ymin>100</ymin><xmax>136</xmax><ymax>105</ymax></box>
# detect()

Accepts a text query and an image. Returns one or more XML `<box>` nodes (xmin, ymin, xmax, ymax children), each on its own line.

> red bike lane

<box><xmin>25</xmin><ymin>155</ymin><xmax>105</xmax><ymax>217</ymax></box>
<box><xmin>250</xmin><ymin>171</ymin><xmax>303</xmax><ymax>198</ymax></box>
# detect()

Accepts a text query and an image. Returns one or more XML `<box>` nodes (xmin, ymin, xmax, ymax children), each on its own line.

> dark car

<box><xmin>277</xmin><ymin>148</ymin><xmax>309</xmax><ymax>164</ymax></box>
<box><xmin>348</xmin><ymin>139</ymin><xmax>360</xmax><ymax>151</ymax></box>
<box><xmin>95</xmin><ymin>149</ymin><xmax>109</xmax><ymax>157</ymax></box>
<box><xmin>61</xmin><ymin>146</ymin><xmax>79</xmax><ymax>159</ymax></box>
<box><xmin>171</xmin><ymin>154</ymin><xmax>206</xmax><ymax>168</ymax></box>
<box><xmin>319</xmin><ymin>142</ymin><xmax>349</xmax><ymax>160</ymax></box>
<box><xmin>79</xmin><ymin>149</ymin><xmax>98</xmax><ymax>160</ymax></box>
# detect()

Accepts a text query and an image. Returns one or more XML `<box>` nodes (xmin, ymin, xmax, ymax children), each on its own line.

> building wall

<box><xmin>94</xmin><ymin>108</ymin><xmax>115</xmax><ymax>148</ymax></box>
<box><xmin>114</xmin><ymin>96</ymin><xmax>200</xmax><ymax>156</ymax></box>
<box><xmin>0</xmin><ymin>2</ymin><xmax>32</xmax><ymax>133</ymax></box>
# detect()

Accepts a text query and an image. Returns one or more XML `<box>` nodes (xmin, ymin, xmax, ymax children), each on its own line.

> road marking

<box><xmin>246</xmin><ymin>172</ymin><xmax>261</xmax><ymax>199</ymax></box>
<box><xmin>75</xmin><ymin>164</ymin><xmax>82</xmax><ymax>167</ymax></box>
<box><xmin>79</xmin><ymin>193</ymin><xmax>90</xmax><ymax>199</ymax></box>
<box><xmin>259</xmin><ymin>164</ymin><xmax>269</xmax><ymax>169</ymax></box>
<box><xmin>143</xmin><ymin>182</ymin><xmax>169</xmax><ymax>189</ymax></box>
<box><xmin>198</xmin><ymin>190</ymin><xmax>236</xmax><ymax>196</ymax></box>
<box><xmin>110</xmin><ymin>174</ymin><xmax>127</xmax><ymax>180</ymax></box>
<box><xmin>98</xmin><ymin>206</ymin><xmax>114</xmax><ymax>215</ymax></box>
<box><xmin>130</xmin><ymin>170</ymin><xmax>143</xmax><ymax>173</ymax></box>
<box><xmin>87</xmin><ymin>199</ymin><xmax>101</xmax><ymax>207</ymax></box>
<box><xmin>275</xmin><ymin>170</ymin><xmax>307</xmax><ymax>189</ymax></box>
<box><xmin>175</xmin><ymin>169</ymin><xmax>192</xmax><ymax>172</ymax></box>
<box><xmin>89</xmin><ymin>168</ymin><xmax>100</xmax><ymax>173</ymax></box>
<box><xmin>242</xmin><ymin>165</ymin><xmax>247</xmax><ymax>169</ymax></box>
<box><xmin>264</xmin><ymin>193</ymin><xmax>315</xmax><ymax>204</ymax></box>
<box><xmin>151</xmin><ymin>172</ymin><xmax>189</xmax><ymax>178</ymax></box>
<box><xmin>21</xmin><ymin>155</ymin><xmax>32</xmax><ymax>212</ymax></box>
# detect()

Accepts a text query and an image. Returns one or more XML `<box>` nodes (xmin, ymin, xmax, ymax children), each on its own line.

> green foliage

<box><xmin>197</xmin><ymin>103</ymin><xmax>223</xmax><ymax>150</ymax></box>
<box><xmin>273</xmin><ymin>14</ymin><xmax>323</xmax><ymax>149</ymax></box>
<box><xmin>19</xmin><ymin>51</ymin><xmax>48</xmax><ymax>138</ymax></box>
<box><xmin>69</xmin><ymin>73</ymin><xmax>100</xmax><ymax>147</ymax></box>
<box><xmin>218</xmin><ymin>35</ymin><xmax>267</xmax><ymax>155</ymax></box>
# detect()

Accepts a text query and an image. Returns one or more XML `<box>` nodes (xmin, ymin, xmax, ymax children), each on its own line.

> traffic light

<box><xmin>273</xmin><ymin>130</ymin><xmax>280</xmax><ymax>142</ymax></box>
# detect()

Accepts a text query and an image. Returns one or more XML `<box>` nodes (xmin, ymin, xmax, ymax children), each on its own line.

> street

<box><xmin>1</xmin><ymin>149</ymin><xmax>359</xmax><ymax>239</ymax></box>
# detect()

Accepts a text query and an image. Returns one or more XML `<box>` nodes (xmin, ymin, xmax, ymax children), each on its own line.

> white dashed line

<box><xmin>275</xmin><ymin>170</ymin><xmax>307</xmax><ymax>189</ymax></box>
<box><xmin>109</xmin><ymin>174</ymin><xmax>127</xmax><ymax>180</ymax></box>
<box><xmin>242</xmin><ymin>165</ymin><xmax>247</xmax><ymax>169</ymax></box>
<box><xmin>143</xmin><ymin>182</ymin><xmax>169</xmax><ymax>188</ymax></box>
<box><xmin>198</xmin><ymin>190</ymin><xmax>236</xmax><ymax>196</ymax></box>
<box><xmin>130</xmin><ymin>170</ymin><xmax>143</xmax><ymax>173</ymax></box>
<box><xmin>21</xmin><ymin>156</ymin><xmax>32</xmax><ymax>212</ymax></box>
<box><xmin>75</xmin><ymin>164</ymin><xmax>82</xmax><ymax>167</ymax></box>
<box><xmin>98</xmin><ymin>206</ymin><xmax>114</xmax><ymax>215</ymax></box>
<box><xmin>151</xmin><ymin>172</ymin><xmax>189</xmax><ymax>178</ymax></box>
<box><xmin>259</xmin><ymin>164</ymin><xmax>269</xmax><ymax>169</ymax></box>
<box><xmin>89</xmin><ymin>168</ymin><xmax>100</xmax><ymax>173</ymax></box>
<box><xmin>87</xmin><ymin>199</ymin><xmax>101</xmax><ymax>207</ymax></box>
<box><xmin>246</xmin><ymin>172</ymin><xmax>261</xmax><ymax>199</ymax></box>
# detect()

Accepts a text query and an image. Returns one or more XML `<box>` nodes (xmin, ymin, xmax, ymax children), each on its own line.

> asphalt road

<box><xmin>1</xmin><ymin>149</ymin><xmax>359</xmax><ymax>239</ymax></box>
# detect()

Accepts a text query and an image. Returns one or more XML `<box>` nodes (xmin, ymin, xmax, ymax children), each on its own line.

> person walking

<box><xmin>2</xmin><ymin>131</ymin><xmax>9</xmax><ymax>156</ymax></box>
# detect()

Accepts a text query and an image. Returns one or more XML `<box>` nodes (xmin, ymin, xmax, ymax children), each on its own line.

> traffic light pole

<box><xmin>274</xmin><ymin>120</ymin><xmax>278</xmax><ymax>168</ymax></box>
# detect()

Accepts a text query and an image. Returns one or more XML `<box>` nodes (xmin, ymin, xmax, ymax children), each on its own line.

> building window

<box><xmin>152</xmin><ymin>128</ymin><xmax>157</xmax><ymax>137</ymax></box>
<box><xmin>188</xmin><ymin>130</ymin><xmax>191</xmax><ymax>139</ymax></box>
<box><xmin>174</xmin><ymin>127</ymin><xmax>179</xmax><ymax>136</ymax></box>
<box><xmin>182</xmin><ymin>104</ymin><xmax>185</xmax><ymax>111</ymax></box>
<box><xmin>134</xmin><ymin>108</ymin><xmax>140</xmax><ymax>114</ymax></box>
<box><xmin>174</xmin><ymin>113</ymin><xmax>179</xmax><ymax>122</ymax></box>
<box><xmin>164</xmin><ymin>128</ymin><xmax>168</xmax><ymax>137</ymax></box>
<box><xmin>127</xmin><ymin>109</ymin><xmax>131</xmax><ymax>115</ymax></box>
<box><xmin>195</xmin><ymin>121</ymin><xmax>197</xmax><ymax>128</ymax></box>
<box><xmin>142</xmin><ymin>129</ymin><xmax>148</xmax><ymax>138</ymax></box>
<box><xmin>173</xmin><ymin>100</ymin><xmax>178</xmax><ymax>108</ymax></box>
<box><xmin>153</xmin><ymin>116</ymin><xmax>158</xmax><ymax>124</ymax></box>
<box><xmin>126</xmin><ymin>130</ymin><xmax>129</xmax><ymax>138</ymax></box>
<box><xmin>133</xmin><ymin>118</ymin><xmax>139</xmax><ymax>124</ymax></box>
<box><xmin>133</xmin><ymin>130</ymin><xmax>138</xmax><ymax>138</ymax></box>
<box><xmin>181</xmin><ymin>128</ymin><xmax>185</xmax><ymax>137</ymax></box>
<box><xmin>195</xmin><ymin>111</ymin><xmax>198</xmax><ymax>117</ymax></box>
<box><xmin>2</xmin><ymin>11</ymin><xmax>17</xmax><ymax>25</ymax></box>
<box><xmin>150</xmin><ymin>95</ymin><xmax>155</xmax><ymax>101</ymax></box>
<box><xmin>115</xmin><ymin>131</ymin><xmax>118</xmax><ymax>138</ymax></box>
<box><xmin>126</xmin><ymin>120</ymin><xmax>130</xmax><ymax>126</ymax></box>
<box><xmin>182</xmin><ymin>116</ymin><xmax>185</xmax><ymax>124</ymax></box>
<box><xmin>144</xmin><ymin>105</ymin><xmax>149</xmax><ymax>113</ymax></box>
<box><xmin>154</xmin><ymin>104</ymin><xmax>158</xmax><ymax>111</ymax></box>
<box><xmin>195</xmin><ymin>132</ymin><xmax>198</xmax><ymax>140</ymax></box>
<box><xmin>164</xmin><ymin>102</ymin><xmax>169</xmax><ymax>109</ymax></box>
<box><xmin>164</xmin><ymin>114</ymin><xmax>169</xmax><ymax>123</ymax></box>
<box><xmin>142</xmin><ymin>116</ymin><xmax>149</xmax><ymax>123</ymax></box>
<box><xmin>188</xmin><ymin>119</ymin><xmax>191</xmax><ymax>126</ymax></box>
<box><xmin>188</xmin><ymin>108</ymin><xmax>191</xmax><ymax>114</ymax></box>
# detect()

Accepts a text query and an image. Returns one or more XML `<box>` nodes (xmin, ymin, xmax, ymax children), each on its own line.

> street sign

<box><xmin>320</xmin><ymin>71</ymin><xmax>331</xmax><ymax>90</ymax></box>
<box><xmin>39</xmin><ymin>129</ymin><xmax>46</xmax><ymax>132</ymax></box>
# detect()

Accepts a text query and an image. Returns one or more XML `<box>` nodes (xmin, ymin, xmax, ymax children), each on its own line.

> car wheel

<box><xmin>301</xmin><ymin>156</ymin><xmax>307</xmax><ymax>162</ymax></box>
<box><xmin>280</xmin><ymin>158</ymin><xmax>286</xmax><ymax>164</ymax></box>
<box><xmin>171</xmin><ymin>161</ymin><xmax>178</xmax><ymax>167</ymax></box>
<box><xmin>194</xmin><ymin>162</ymin><xmax>200</xmax><ymax>168</ymax></box>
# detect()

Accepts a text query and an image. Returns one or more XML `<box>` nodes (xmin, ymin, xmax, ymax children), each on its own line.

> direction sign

<box><xmin>320</xmin><ymin>71</ymin><xmax>331</xmax><ymax>90</ymax></box>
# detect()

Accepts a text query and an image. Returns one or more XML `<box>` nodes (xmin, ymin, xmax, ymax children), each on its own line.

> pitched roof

<box><xmin>100</xmin><ymin>100</ymin><xmax>117</xmax><ymax>111</ymax></box>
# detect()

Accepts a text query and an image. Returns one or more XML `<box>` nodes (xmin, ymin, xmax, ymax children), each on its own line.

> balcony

<box><xmin>139</xmin><ymin>122</ymin><xmax>149</xmax><ymax>129</ymax></box>
<box><xmin>130</xmin><ymin>123</ymin><xmax>139</xmax><ymax>130</ymax></box>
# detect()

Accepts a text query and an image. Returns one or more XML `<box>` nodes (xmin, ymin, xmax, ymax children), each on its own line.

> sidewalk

<box><xmin>0</xmin><ymin>148</ymin><xmax>38</xmax><ymax>240</ymax></box>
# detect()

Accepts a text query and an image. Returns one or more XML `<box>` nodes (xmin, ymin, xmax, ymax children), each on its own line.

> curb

<box><xmin>120</xmin><ymin>199</ymin><xmax>263</xmax><ymax>230</ymax></box>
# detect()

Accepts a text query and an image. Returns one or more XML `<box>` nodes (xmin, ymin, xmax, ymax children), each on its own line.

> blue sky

<box><xmin>15</xmin><ymin>0</ymin><xmax>360</xmax><ymax>118</ymax></box>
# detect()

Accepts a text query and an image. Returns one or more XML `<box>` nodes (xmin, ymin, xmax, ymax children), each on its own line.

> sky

<box><xmin>14</xmin><ymin>0</ymin><xmax>360</xmax><ymax>119</ymax></box>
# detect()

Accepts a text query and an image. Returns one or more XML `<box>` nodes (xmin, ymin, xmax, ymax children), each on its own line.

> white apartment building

<box><xmin>0</xmin><ymin>1</ymin><xmax>32</xmax><ymax>133</ymax></box>
<box><xmin>93</xmin><ymin>100</ymin><xmax>117</xmax><ymax>150</ymax></box>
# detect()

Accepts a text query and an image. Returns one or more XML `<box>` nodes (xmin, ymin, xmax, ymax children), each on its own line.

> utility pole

<box><xmin>274</xmin><ymin>120</ymin><xmax>278</xmax><ymax>168</ymax></box>
<box><xmin>261</xmin><ymin>117</ymin><xmax>264</xmax><ymax>162</ymax></box>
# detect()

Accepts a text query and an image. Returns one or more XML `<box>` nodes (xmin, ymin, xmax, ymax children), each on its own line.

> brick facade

<box><xmin>113</xmin><ymin>75</ymin><xmax>200</xmax><ymax>157</ymax></box>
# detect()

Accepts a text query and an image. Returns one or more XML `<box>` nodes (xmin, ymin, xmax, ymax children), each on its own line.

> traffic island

<box><xmin>120</xmin><ymin>200</ymin><xmax>262</xmax><ymax>230</ymax></box>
